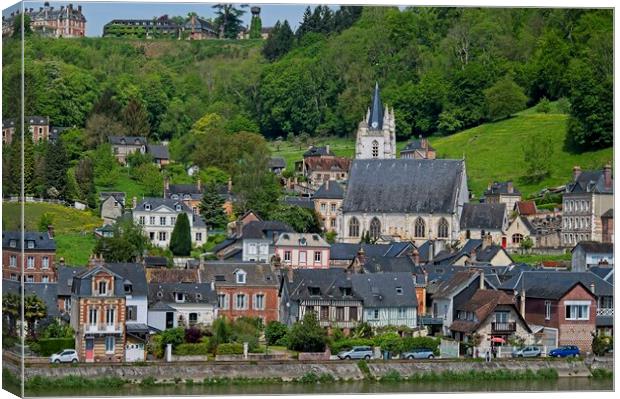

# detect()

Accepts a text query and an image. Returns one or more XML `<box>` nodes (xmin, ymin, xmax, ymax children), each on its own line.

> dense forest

<box><xmin>2</xmin><ymin>6</ymin><xmax>613</xmax><ymax>155</ymax></box>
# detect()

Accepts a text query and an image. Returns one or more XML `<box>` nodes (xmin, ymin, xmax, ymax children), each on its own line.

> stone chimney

<box><xmin>507</xmin><ymin>181</ymin><xmax>514</xmax><ymax>194</ymax></box>
<box><xmin>354</xmin><ymin>247</ymin><xmax>366</xmax><ymax>273</ymax></box>
<box><xmin>603</xmin><ymin>163</ymin><xmax>612</xmax><ymax>189</ymax></box>
<box><xmin>479</xmin><ymin>270</ymin><xmax>485</xmax><ymax>290</ymax></box>
<box><xmin>589</xmin><ymin>282</ymin><xmax>595</xmax><ymax>295</ymax></box>
<box><xmin>421</xmin><ymin>137</ymin><xmax>428</xmax><ymax>149</ymax></box>
<box><xmin>573</xmin><ymin>166</ymin><xmax>582</xmax><ymax>181</ymax></box>
<box><xmin>423</xmin><ymin>269</ymin><xmax>428</xmax><ymax>285</ymax></box>
<box><xmin>409</xmin><ymin>247</ymin><xmax>420</xmax><ymax>265</ymax></box>
<box><xmin>482</xmin><ymin>233</ymin><xmax>492</xmax><ymax>249</ymax></box>
<box><xmin>47</xmin><ymin>225</ymin><xmax>55</xmax><ymax>239</ymax></box>
<box><xmin>132</xmin><ymin>196</ymin><xmax>137</xmax><ymax>209</ymax></box>
<box><xmin>196</xmin><ymin>178</ymin><xmax>202</xmax><ymax>192</ymax></box>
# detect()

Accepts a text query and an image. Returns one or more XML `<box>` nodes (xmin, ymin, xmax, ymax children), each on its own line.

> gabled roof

<box><xmin>500</xmin><ymin>271</ymin><xmax>613</xmax><ymax>299</ymax></box>
<box><xmin>105</xmin><ymin>263</ymin><xmax>148</xmax><ymax>297</ymax></box>
<box><xmin>201</xmin><ymin>262</ymin><xmax>278</xmax><ymax>287</ymax></box>
<box><xmin>100</xmin><ymin>191</ymin><xmax>126</xmax><ymax>203</ymax></box>
<box><xmin>241</xmin><ymin>220</ymin><xmax>294</xmax><ymax>240</ymax></box>
<box><xmin>343</xmin><ymin>159</ymin><xmax>465</xmax><ymax>214</ymax></box>
<box><xmin>589</xmin><ymin>266</ymin><xmax>613</xmax><ymax>283</ymax></box>
<box><xmin>515</xmin><ymin>201</ymin><xmax>538</xmax><ymax>216</ymax></box>
<box><xmin>135</xmin><ymin>198</ymin><xmax>193</xmax><ymax>213</ymax></box>
<box><xmin>148</xmin><ymin>282</ymin><xmax>217</xmax><ymax>305</ymax></box>
<box><xmin>108</xmin><ymin>136</ymin><xmax>147</xmax><ymax>146</ymax></box>
<box><xmin>71</xmin><ymin>264</ymin><xmax>125</xmax><ymax>297</ymax></box>
<box><xmin>484</xmin><ymin>181</ymin><xmax>521</xmax><ymax>196</ymax></box>
<box><xmin>2</xmin><ymin>231</ymin><xmax>56</xmax><ymax>251</ymax></box>
<box><xmin>359</xmin><ymin>256</ymin><xmax>417</xmax><ymax>274</ymax></box>
<box><xmin>269</xmin><ymin>157</ymin><xmax>286</xmax><ymax>169</ymax></box>
<box><xmin>368</xmin><ymin>82</ymin><xmax>384</xmax><ymax>130</ymax></box>
<box><xmin>432</xmin><ymin>270</ymin><xmax>480</xmax><ymax>299</ymax></box>
<box><xmin>330</xmin><ymin>242</ymin><xmax>413</xmax><ymax>261</ymax></box>
<box><xmin>572</xmin><ymin>241</ymin><xmax>613</xmax><ymax>254</ymax></box>
<box><xmin>275</xmin><ymin>232</ymin><xmax>329</xmax><ymax>248</ymax></box>
<box><xmin>601</xmin><ymin>209</ymin><xmax>613</xmax><ymax>218</ymax></box>
<box><xmin>460</xmin><ymin>203</ymin><xmax>506</xmax><ymax>230</ymax></box>
<box><xmin>143</xmin><ymin>256</ymin><xmax>169</xmax><ymax>268</ymax></box>
<box><xmin>282</xmin><ymin>196</ymin><xmax>315</xmax><ymax>209</ymax></box>
<box><xmin>351</xmin><ymin>273</ymin><xmax>417</xmax><ymax>308</ymax></box>
<box><xmin>401</xmin><ymin>139</ymin><xmax>435</xmax><ymax>152</ymax></box>
<box><xmin>304</xmin><ymin>157</ymin><xmax>350</xmax><ymax>173</ymax></box>
<box><xmin>147</xmin><ymin>269</ymin><xmax>199</xmax><ymax>284</ymax></box>
<box><xmin>314</xmin><ymin>180</ymin><xmax>345</xmax><ymax>200</ymax></box>
<box><xmin>57</xmin><ymin>266</ymin><xmax>87</xmax><ymax>296</ymax></box>
<box><xmin>303</xmin><ymin>146</ymin><xmax>333</xmax><ymax>157</ymax></box>
<box><xmin>147</xmin><ymin>144</ymin><xmax>169</xmax><ymax>160</ymax></box>
<box><xmin>285</xmin><ymin>268</ymin><xmax>362</xmax><ymax>302</ymax></box>
<box><xmin>566</xmin><ymin>169</ymin><xmax>613</xmax><ymax>194</ymax></box>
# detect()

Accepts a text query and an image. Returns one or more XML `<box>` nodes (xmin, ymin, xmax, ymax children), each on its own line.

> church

<box><xmin>338</xmin><ymin>83</ymin><xmax>469</xmax><ymax>244</ymax></box>
<box><xmin>355</xmin><ymin>82</ymin><xmax>396</xmax><ymax>159</ymax></box>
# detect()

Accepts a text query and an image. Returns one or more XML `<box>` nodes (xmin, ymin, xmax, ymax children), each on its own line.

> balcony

<box><xmin>597</xmin><ymin>308</ymin><xmax>613</xmax><ymax>317</ymax></box>
<box><xmin>492</xmin><ymin>322</ymin><xmax>516</xmax><ymax>333</ymax></box>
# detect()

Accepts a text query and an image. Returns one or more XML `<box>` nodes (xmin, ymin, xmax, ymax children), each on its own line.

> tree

<box><xmin>12</xmin><ymin>13</ymin><xmax>32</xmax><ymax>38</ymax></box>
<box><xmin>210</xmin><ymin>317</ymin><xmax>233</xmax><ymax>352</ymax></box>
<box><xmin>45</xmin><ymin>138</ymin><xmax>69</xmax><ymax>199</ymax></box>
<box><xmin>94</xmin><ymin>218</ymin><xmax>148</xmax><ymax>262</ymax></box>
<box><xmin>2</xmin><ymin>293</ymin><xmax>20</xmax><ymax>336</ymax></box>
<box><xmin>212</xmin><ymin>4</ymin><xmax>248</xmax><ymax>39</ymax></box>
<box><xmin>262</xmin><ymin>20</ymin><xmax>294</xmax><ymax>62</ymax></box>
<box><xmin>169</xmin><ymin>213</ymin><xmax>191</xmax><ymax>256</ymax></box>
<box><xmin>268</xmin><ymin>205</ymin><xmax>321</xmax><ymax>233</ymax></box>
<box><xmin>287</xmin><ymin>312</ymin><xmax>327</xmax><ymax>353</ymax></box>
<box><xmin>520</xmin><ymin>236</ymin><xmax>534</xmax><ymax>251</ymax></box>
<box><xmin>122</xmin><ymin>97</ymin><xmax>150</xmax><ymax>137</ymax></box>
<box><xmin>159</xmin><ymin>327</ymin><xmax>185</xmax><ymax>352</ymax></box>
<box><xmin>233</xmin><ymin>150</ymin><xmax>282</xmax><ymax>218</ymax></box>
<box><xmin>75</xmin><ymin>157</ymin><xmax>97</xmax><ymax>206</ymax></box>
<box><xmin>24</xmin><ymin>294</ymin><xmax>47</xmax><ymax>339</ymax></box>
<box><xmin>85</xmin><ymin>114</ymin><xmax>127</xmax><ymax>149</ymax></box>
<box><xmin>484</xmin><ymin>77</ymin><xmax>527</xmax><ymax>121</ymax></box>
<box><xmin>131</xmin><ymin>163</ymin><xmax>163</xmax><ymax>197</ymax></box>
<box><xmin>265</xmin><ymin>321</ymin><xmax>288</xmax><ymax>346</ymax></box>
<box><xmin>248</xmin><ymin>10</ymin><xmax>262</xmax><ymax>39</ymax></box>
<box><xmin>38</xmin><ymin>213</ymin><xmax>54</xmax><ymax>232</ymax></box>
<box><xmin>199</xmin><ymin>182</ymin><xmax>228</xmax><ymax>230</ymax></box>
<box><xmin>522</xmin><ymin>135</ymin><xmax>554</xmax><ymax>183</ymax></box>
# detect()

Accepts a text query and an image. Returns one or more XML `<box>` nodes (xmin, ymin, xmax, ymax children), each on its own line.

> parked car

<box><xmin>511</xmin><ymin>346</ymin><xmax>542</xmax><ymax>358</ymax></box>
<box><xmin>50</xmin><ymin>349</ymin><xmax>79</xmax><ymax>363</ymax></box>
<box><xmin>548</xmin><ymin>346</ymin><xmax>580</xmax><ymax>358</ymax></box>
<box><xmin>337</xmin><ymin>346</ymin><xmax>373</xmax><ymax>360</ymax></box>
<box><xmin>401</xmin><ymin>348</ymin><xmax>435</xmax><ymax>360</ymax></box>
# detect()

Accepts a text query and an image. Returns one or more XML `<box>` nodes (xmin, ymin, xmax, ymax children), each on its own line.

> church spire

<box><xmin>368</xmin><ymin>81</ymin><xmax>384</xmax><ymax>130</ymax></box>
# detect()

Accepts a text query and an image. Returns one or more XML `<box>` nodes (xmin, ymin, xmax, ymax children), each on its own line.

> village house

<box><xmin>400</xmin><ymin>137</ymin><xmax>436</xmax><ymax>160</ymax></box>
<box><xmin>273</xmin><ymin>232</ymin><xmax>331</xmax><ymax>269</ymax></box>
<box><xmin>340</xmin><ymin>158</ymin><xmax>469</xmax><ymax>245</ymax></box>
<box><xmin>313</xmin><ymin>180</ymin><xmax>344</xmax><ymax>232</ymax></box>
<box><xmin>99</xmin><ymin>192</ymin><xmax>126</xmax><ymax>225</ymax></box>
<box><xmin>2</xmin><ymin>118</ymin><xmax>15</xmax><ymax>144</ymax></box>
<box><xmin>2</xmin><ymin>116</ymin><xmax>50</xmax><ymax>144</ymax></box>
<box><xmin>505</xmin><ymin>211</ymin><xmax>563</xmax><ymax>250</ymax></box>
<box><xmin>183</xmin><ymin>14</ymin><xmax>218</xmax><ymax>39</ymax></box>
<box><xmin>279</xmin><ymin>268</ymin><xmax>363</xmax><ymax>334</ymax></box>
<box><xmin>500</xmin><ymin>271</ymin><xmax>613</xmax><ymax>353</ymax></box>
<box><xmin>70</xmin><ymin>264</ymin><xmax>127</xmax><ymax>363</ymax></box>
<box><xmin>2</xmin><ymin>229</ymin><xmax>57</xmax><ymax>283</ymax></box>
<box><xmin>108</xmin><ymin>136</ymin><xmax>147</xmax><ymax>164</ymax></box>
<box><xmin>147</xmin><ymin>144</ymin><xmax>170</xmax><ymax>168</ymax></box>
<box><xmin>571</xmin><ymin>241</ymin><xmax>613</xmax><ymax>271</ymax></box>
<box><xmin>355</xmin><ymin>83</ymin><xmax>396</xmax><ymax>160</ymax></box>
<box><xmin>483</xmin><ymin>181</ymin><xmax>521</xmax><ymax>217</ymax></box>
<box><xmin>201</xmin><ymin>262</ymin><xmax>280</xmax><ymax>324</ymax></box>
<box><xmin>295</xmin><ymin>146</ymin><xmax>351</xmax><ymax>189</ymax></box>
<box><xmin>450</xmin><ymin>289</ymin><xmax>532</xmax><ymax>356</ymax></box>
<box><xmin>147</xmin><ymin>281</ymin><xmax>218</xmax><ymax>329</ymax></box>
<box><xmin>212</xmin><ymin>220</ymin><xmax>294</xmax><ymax>262</ymax></box>
<box><xmin>2</xmin><ymin>3</ymin><xmax>86</xmax><ymax>38</ymax></box>
<box><xmin>431</xmin><ymin>237</ymin><xmax>514</xmax><ymax>267</ymax></box>
<box><xmin>2</xmin><ymin>279</ymin><xmax>61</xmax><ymax>331</ymax></box>
<box><xmin>514</xmin><ymin>200</ymin><xmax>538</xmax><ymax>219</ymax></box>
<box><xmin>504</xmin><ymin>214</ymin><xmax>536</xmax><ymax>250</ymax></box>
<box><xmin>459</xmin><ymin>203</ymin><xmax>507</xmax><ymax>246</ymax></box>
<box><xmin>132</xmin><ymin>198</ymin><xmax>208</xmax><ymax>248</ymax></box>
<box><xmin>57</xmin><ymin>265</ymin><xmax>86</xmax><ymax>318</ymax></box>
<box><xmin>350</xmin><ymin>272</ymin><xmax>418</xmax><ymax>328</ymax></box>
<box><xmin>164</xmin><ymin>177</ymin><xmax>234</xmax><ymax>216</ymax></box>
<box><xmin>268</xmin><ymin>157</ymin><xmax>286</xmax><ymax>175</ymax></box>
<box><xmin>562</xmin><ymin>165</ymin><xmax>613</xmax><ymax>246</ymax></box>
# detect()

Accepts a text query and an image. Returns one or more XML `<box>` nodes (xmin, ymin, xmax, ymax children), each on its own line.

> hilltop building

<box><xmin>2</xmin><ymin>3</ymin><xmax>86</xmax><ymax>38</ymax></box>
<box><xmin>355</xmin><ymin>83</ymin><xmax>396</xmax><ymax>159</ymax></box>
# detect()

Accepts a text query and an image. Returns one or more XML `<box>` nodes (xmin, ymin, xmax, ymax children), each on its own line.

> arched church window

<box><xmin>414</xmin><ymin>218</ymin><xmax>425</xmax><ymax>238</ymax></box>
<box><xmin>349</xmin><ymin>217</ymin><xmax>360</xmax><ymax>237</ymax></box>
<box><xmin>372</xmin><ymin>140</ymin><xmax>379</xmax><ymax>158</ymax></box>
<box><xmin>369</xmin><ymin>218</ymin><xmax>381</xmax><ymax>240</ymax></box>
<box><xmin>437</xmin><ymin>218</ymin><xmax>449</xmax><ymax>238</ymax></box>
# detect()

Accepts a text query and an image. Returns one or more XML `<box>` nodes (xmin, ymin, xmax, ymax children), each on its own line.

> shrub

<box><xmin>174</xmin><ymin>342</ymin><xmax>210</xmax><ymax>356</ymax></box>
<box><xmin>265</xmin><ymin>321</ymin><xmax>288</xmax><ymax>346</ymax></box>
<box><xmin>556</xmin><ymin>97</ymin><xmax>571</xmax><ymax>114</ymax></box>
<box><xmin>40</xmin><ymin>319</ymin><xmax>74</xmax><ymax>339</ymax></box>
<box><xmin>375</xmin><ymin>332</ymin><xmax>402</xmax><ymax>354</ymax></box>
<box><xmin>148</xmin><ymin>334</ymin><xmax>163</xmax><ymax>358</ymax></box>
<box><xmin>592</xmin><ymin>335</ymin><xmax>613</xmax><ymax>356</ymax></box>
<box><xmin>382</xmin><ymin>371</ymin><xmax>403</xmax><ymax>382</ymax></box>
<box><xmin>33</xmin><ymin>338</ymin><xmax>75</xmax><ymax>356</ymax></box>
<box><xmin>216</xmin><ymin>343</ymin><xmax>244</xmax><ymax>355</ymax></box>
<box><xmin>297</xmin><ymin>372</ymin><xmax>318</xmax><ymax>384</ymax></box>
<box><xmin>329</xmin><ymin>338</ymin><xmax>374</xmax><ymax>353</ymax></box>
<box><xmin>287</xmin><ymin>312</ymin><xmax>327</xmax><ymax>353</ymax></box>
<box><xmin>184</xmin><ymin>327</ymin><xmax>203</xmax><ymax>344</ymax></box>
<box><xmin>159</xmin><ymin>327</ymin><xmax>185</xmax><ymax>350</ymax></box>
<box><xmin>400</xmin><ymin>336</ymin><xmax>440</xmax><ymax>355</ymax></box>
<box><xmin>536</xmin><ymin>97</ymin><xmax>551</xmax><ymax>113</ymax></box>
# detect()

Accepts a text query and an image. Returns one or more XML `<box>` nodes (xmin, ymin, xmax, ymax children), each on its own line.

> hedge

<box><xmin>216</xmin><ymin>343</ymin><xmax>244</xmax><ymax>355</ymax></box>
<box><xmin>32</xmin><ymin>338</ymin><xmax>75</xmax><ymax>356</ymax></box>
<box><xmin>328</xmin><ymin>335</ymin><xmax>441</xmax><ymax>355</ymax></box>
<box><xmin>174</xmin><ymin>342</ymin><xmax>210</xmax><ymax>356</ymax></box>
<box><xmin>328</xmin><ymin>338</ymin><xmax>375</xmax><ymax>353</ymax></box>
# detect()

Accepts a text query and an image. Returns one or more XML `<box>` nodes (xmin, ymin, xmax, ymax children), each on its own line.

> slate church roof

<box><xmin>343</xmin><ymin>159</ymin><xmax>465</xmax><ymax>214</ymax></box>
<box><xmin>368</xmin><ymin>82</ymin><xmax>384</xmax><ymax>130</ymax></box>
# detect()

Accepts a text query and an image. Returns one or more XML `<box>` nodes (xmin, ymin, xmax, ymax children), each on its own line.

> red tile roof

<box><xmin>516</xmin><ymin>201</ymin><xmax>537</xmax><ymax>216</ymax></box>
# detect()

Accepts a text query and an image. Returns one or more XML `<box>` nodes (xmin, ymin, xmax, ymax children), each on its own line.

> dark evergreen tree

<box><xmin>170</xmin><ymin>213</ymin><xmax>192</xmax><ymax>256</ymax></box>
<box><xmin>262</xmin><ymin>20</ymin><xmax>294</xmax><ymax>62</ymax></box>
<box><xmin>212</xmin><ymin>4</ymin><xmax>248</xmax><ymax>39</ymax></box>
<box><xmin>90</xmin><ymin>88</ymin><xmax>122</xmax><ymax>119</ymax></box>
<box><xmin>248</xmin><ymin>13</ymin><xmax>262</xmax><ymax>39</ymax></box>
<box><xmin>44</xmin><ymin>138</ymin><xmax>69</xmax><ymax>199</ymax></box>
<box><xmin>12</xmin><ymin>13</ymin><xmax>32</xmax><ymax>38</ymax></box>
<box><xmin>296</xmin><ymin>7</ymin><xmax>313</xmax><ymax>38</ymax></box>
<box><xmin>122</xmin><ymin>97</ymin><xmax>150</xmax><ymax>137</ymax></box>
<box><xmin>199</xmin><ymin>182</ymin><xmax>228</xmax><ymax>230</ymax></box>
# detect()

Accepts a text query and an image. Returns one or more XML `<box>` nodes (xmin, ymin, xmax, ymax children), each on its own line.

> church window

<box><xmin>349</xmin><ymin>217</ymin><xmax>360</xmax><ymax>238</ymax></box>
<box><xmin>437</xmin><ymin>218</ymin><xmax>449</xmax><ymax>238</ymax></box>
<box><xmin>414</xmin><ymin>218</ymin><xmax>425</xmax><ymax>238</ymax></box>
<box><xmin>369</xmin><ymin>218</ymin><xmax>381</xmax><ymax>240</ymax></box>
<box><xmin>372</xmin><ymin>140</ymin><xmax>379</xmax><ymax>158</ymax></box>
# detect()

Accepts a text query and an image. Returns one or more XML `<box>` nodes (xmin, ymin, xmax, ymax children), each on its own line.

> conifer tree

<box><xmin>199</xmin><ymin>182</ymin><xmax>228</xmax><ymax>230</ymax></box>
<box><xmin>45</xmin><ymin>138</ymin><xmax>69</xmax><ymax>199</ymax></box>
<box><xmin>122</xmin><ymin>97</ymin><xmax>150</xmax><ymax>137</ymax></box>
<box><xmin>170</xmin><ymin>213</ymin><xmax>192</xmax><ymax>256</ymax></box>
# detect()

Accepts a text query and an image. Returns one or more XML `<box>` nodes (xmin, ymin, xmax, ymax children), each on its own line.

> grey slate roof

<box><xmin>343</xmin><ymin>159</ymin><xmax>464</xmax><ymax>214</ymax></box>
<box><xmin>303</xmin><ymin>146</ymin><xmax>333</xmax><ymax>157</ymax></box>
<box><xmin>135</xmin><ymin>198</ymin><xmax>193</xmax><ymax>213</ymax></box>
<box><xmin>401</xmin><ymin>139</ymin><xmax>435</xmax><ymax>152</ymax></box>
<box><xmin>432</xmin><ymin>270</ymin><xmax>479</xmax><ymax>299</ymax></box>
<box><xmin>2</xmin><ymin>280</ymin><xmax>60</xmax><ymax>317</ymax></box>
<box><xmin>360</xmin><ymin>256</ymin><xmax>417</xmax><ymax>274</ymax></box>
<box><xmin>351</xmin><ymin>273</ymin><xmax>417</xmax><ymax>308</ymax></box>
<box><xmin>484</xmin><ymin>181</ymin><xmax>521</xmax><ymax>196</ymax></box>
<box><xmin>460</xmin><ymin>203</ymin><xmax>506</xmax><ymax>230</ymax></box>
<box><xmin>2</xmin><ymin>231</ymin><xmax>56</xmax><ymax>251</ymax></box>
<box><xmin>589</xmin><ymin>266</ymin><xmax>613</xmax><ymax>282</ymax></box>
<box><xmin>500</xmin><ymin>271</ymin><xmax>613</xmax><ymax>299</ymax></box>
<box><xmin>314</xmin><ymin>180</ymin><xmax>345</xmax><ymax>200</ymax></box>
<box><xmin>201</xmin><ymin>262</ymin><xmax>278</xmax><ymax>287</ymax></box>
<box><xmin>100</xmin><ymin>191</ymin><xmax>126</xmax><ymax>203</ymax></box>
<box><xmin>330</xmin><ymin>242</ymin><xmax>413</xmax><ymax>261</ymax></box>
<box><xmin>105</xmin><ymin>263</ymin><xmax>148</xmax><ymax>297</ymax></box>
<box><xmin>368</xmin><ymin>82</ymin><xmax>384</xmax><ymax>130</ymax></box>
<box><xmin>57</xmin><ymin>266</ymin><xmax>87</xmax><ymax>296</ymax></box>
<box><xmin>285</xmin><ymin>268</ymin><xmax>362</xmax><ymax>302</ymax></box>
<box><xmin>282</xmin><ymin>196</ymin><xmax>315</xmax><ymax>209</ymax></box>
<box><xmin>566</xmin><ymin>169</ymin><xmax>613</xmax><ymax>194</ymax></box>
<box><xmin>148</xmin><ymin>282</ymin><xmax>217</xmax><ymax>305</ymax></box>
<box><xmin>108</xmin><ymin>136</ymin><xmax>147</xmax><ymax>146</ymax></box>
<box><xmin>144</xmin><ymin>256</ymin><xmax>169</xmax><ymax>268</ymax></box>
<box><xmin>241</xmin><ymin>221</ymin><xmax>294</xmax><ymax>240</ymax></box>
<box><xmin>572</xmin><ymin>241</ymin><xmax>613</xmax><ymax>254</ymax></box>
<box><xmin>147</xmin><ymin>144</ymin><xmax>169</xmax><ymax>160</ymax></box>
<box><xmin>269</xmin><ymin>157</ymin><xmax>286</xmax><ymax>169</ymax></box>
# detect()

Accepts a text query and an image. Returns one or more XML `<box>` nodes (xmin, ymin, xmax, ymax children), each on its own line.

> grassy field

<box><xmin>269</xmin><ymin>107</ymin><xmax>612</xmax><ymax>198</ymax></box>
<box><xmin>95</xmin><ymin>169</ymin><xmax>148</xmax><ymax>203</ymax></box>
<box><xmin>2</xmin><ymin>202</ymin><xmax>101</xmax><ymax>266</ymax></box>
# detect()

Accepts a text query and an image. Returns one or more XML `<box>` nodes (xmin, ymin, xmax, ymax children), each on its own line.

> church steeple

<box><xmin>368</xmin><ymin>82</ymin><xmax>384</xmax><ymax>130</ymax></box>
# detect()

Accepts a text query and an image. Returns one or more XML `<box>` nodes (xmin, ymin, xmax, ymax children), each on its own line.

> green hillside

<box><xmin>269</xmin><ymin>107</ymin><xmax>612</xmax><ymax>198</ymax></box>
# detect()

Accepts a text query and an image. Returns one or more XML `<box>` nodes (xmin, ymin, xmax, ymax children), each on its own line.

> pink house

<box><xmin>274</xmin><ymin>233</ymin><xmax>330</xmax><ymax>269</ymax></box>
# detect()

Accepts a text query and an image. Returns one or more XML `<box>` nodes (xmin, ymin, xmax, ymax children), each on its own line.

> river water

<box><xmin>10</xmin><ymin>377</ymin><xmax>613</xmax><ymax>397</ymax></box>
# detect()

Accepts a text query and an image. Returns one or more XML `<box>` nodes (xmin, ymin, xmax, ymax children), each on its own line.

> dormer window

<box><xmin>124</xmin><ymin>284</ymin><xmax>133</xmax><ymax>294</ymax></box>
<box><xmin>308</xmin><ymin>287</ymin><xmax>321</xmax><ymax>296</ymax></box>
<box><xmin>27</xmin><ymin>240</ymin><xmax>35</xmax><ymax>249</ymax></box>
<box><xmin>145</xmin><ymin>204</ymin><xmax>151</xmax><ymax>211</ymax></box>
<box><xmin>236</xmin><ymin>271</ymin><xmax>246</xmax><ymax>284</ymax></box>
<box><xmin>120</xmin><ymin>138</ymin><xmax>126</xmax><ymax>144</ymax></box>
<box><xmin>299</xmin><ymin>237</ymin><xmax>307</xmax><ymax>246</ymax></box>
<box><xmin>175</xmin><ymin>204</ymin><xmax>182</xmax><ymax>211</ymax></box>
<box><xmin>9</xmin><ymin>239</ymin><xmax>16</xmax><ymax>248</ymax></box>
<box><xmin>157</xmin><ymin>291</ymin><xmax>163</xmax><ymax>298</ymax></box>
<box><xmin>396</xmin><ymin>287</ymin><xmax>404</xmax><ymax>295</ymax></box>
<box><xmin>215</xmin><ymin>275</ymin><xmax>226</xmax><ymax>282</ymax></box>
<box><xmin>341</xmin><ymin>287</ymin><xmax>352</xmax><ymax>296</ymax></box>
<box><xmin>176</xmin><ymin>292</ymin><xmax>185</xmax><ymax>303</ymax></box>
<box><xmin>196</xmin><ymin>293</ymin><xmax>202</xmax><ymax>300</ymax></box>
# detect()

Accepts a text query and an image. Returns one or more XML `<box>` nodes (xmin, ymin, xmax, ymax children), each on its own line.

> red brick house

<box><xmin>201</xmin><ymin>262</ymin><xmax>279</xmax><ymax>324</ymax></box>
<box><xmin>502</xmin><ymin>271</ymin><xmax>609</xmax><ymax>354</ymax></box>
<box><xmin>2</xmin><ymin>229</ymin><xmax>56</xmax><ymax>283</ymax></box>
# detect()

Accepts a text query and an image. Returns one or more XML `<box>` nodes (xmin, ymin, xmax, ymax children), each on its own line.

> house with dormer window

<box><xmin>2</xmin><ymin>229</ymin><xmax>56</xmax><ymax>283</ymax></box>
<box><xmin>132</xmin><ymin>198</ymin><xmax>208</xmax><ymax>248</ymax></box>
<box><xmin>108</xmin><ymin>136</ymin><xmax>147</xmax><ymax>165</ymax></box>
<box><xmin>274</xmin><ymin>232</ymin><xmax>330</xmax><ymax>269</ymax></box>
<box><xmin>147</xmin><ymin>281</ymin><xmax>217</xmax><ymax>330</ymax></box>
<box><xmin>201</xmin><ymin>262</ymin><xmax>279</xmax><ymax>323</ymax></box>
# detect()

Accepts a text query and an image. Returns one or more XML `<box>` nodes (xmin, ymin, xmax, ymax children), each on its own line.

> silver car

<box><xmin>50</xmin><ymin>349</ymin><xmax>79</xmax><ymax>363</ymax></box>
<box><xmin>337</xmin><ymin>346</ymin><xmax>374</xmax><ymax>360</ymax></box>
<box><xmin>511</xmin><ymin>346</ymin><xmax>541</xmax><ymax>358</ymax></box>
<box><xmin>402</xmin><ymin>348</ymin><xmax>435</xmax><ymax>359</ymax></box>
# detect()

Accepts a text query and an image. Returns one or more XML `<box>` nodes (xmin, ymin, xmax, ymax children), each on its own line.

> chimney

<box><xmin>520</xmin><ymin>286</ymin><xmax>526</xmax><ymax>318</ymax></box>
<box><xmin>60</xmin><ymin>6</ymin><xmax>64</xmax><ymax>11</ymax></box>
<box><xmin>78</xmin><ymin>5</ymin><xmax>82</xmax><ymax>13</ymax></box>
<box><xmin>421</xmin><ymin>137</ymin><xmax>428</xmax><ymax>149</ymax></box>
<box><xmin>487</xmin><ymin>182</ymin><xmax>492</xmax><ymax>191</ymax></box>
<box><xmin>482</xmin><ymin>233</ymin><xmax>492</xmax><ymax>249</ymax></box>
<box><xmin>59</xmin><ymin>257</ymin><xmax>65</xmax><ymax>267</ymax></box>
<box><xmin>356</xmin><ymin>247</ymin><xmax>366</xmax><ymax>272</ymax></box>
<box><xmin>479</xmin><ymin>270</ymin><xmax>485</xmax><ymax>290</ymax></box>
<box><xmin>589</xmin><ymin>282</ymin><xmax>595</xmax><ymax>295</ymax></box>
<box><xmin>47</xmin><ymin>225</ymin><xmax>55</xmax><ymax>239</ymax></box>
<box><xmin>603</xmin><ymin>163</ymin><xmax>612</xmax><ymax>189</ymax></box>
<box><xmin>573</xmin><ymin>166</ymin><xmax>582</xmax><ymax>181</ymax></box>
<box><xmin>132</xmin><ymin>196</ymin><xmax>137</xmax><ymax>209</ymax></box>
<box><xmin>507</xmin><ymin>181</ymin><xmax>513</xmax><ymax>194</ymax></box>
<box><xmin>409</xmin><ymin>248</ymin><xmax>420</xmax><ymax>265</ymax></box>
<box><xmin>423</xmin><ymin>270</ymin><xmax>428</xmax><ymax>285</ymax></box>
<box><xmin>196</xmin><ymin>178</ymin><xmax>202</xmax><ymax>192</ymax></box>
<box><xmin>210</xmin><ymin>280</ymin><xmax>215</xmax><ymax>291</ymax></box>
